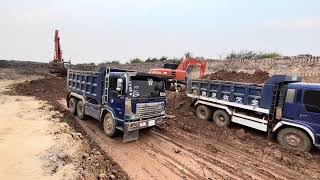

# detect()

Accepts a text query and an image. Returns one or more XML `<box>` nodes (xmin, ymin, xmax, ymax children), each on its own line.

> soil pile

<box><xmin>202</xmin><ymin>70</ymin><xmax>270</xmax><ymax>84</ymax></box>
<box><xmin>8</xmin><ymin>76</ymin><xmax>129</xmax><ymax>180</ymax></box>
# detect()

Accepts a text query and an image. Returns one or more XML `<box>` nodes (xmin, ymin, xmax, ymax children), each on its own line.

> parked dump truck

<box><xmin>187</xmin><ymin>75</ymin><xmax>320</xmax><ymax>152</ymax></box>
<box><xmin>66</xmin><ymin>68</ymin><xmax>166</xmax><ymax>142</ymax></box>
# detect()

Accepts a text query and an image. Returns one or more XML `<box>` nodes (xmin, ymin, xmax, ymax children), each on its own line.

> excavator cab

<box><xmin>163</xmin><ymin>63</ymin><xmax>179</xmax><ymax>70</ymax></box>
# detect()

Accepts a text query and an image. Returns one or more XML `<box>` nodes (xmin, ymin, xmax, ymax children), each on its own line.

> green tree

<box><xmin>130</xmin><ymin>58</ymin><xmax>144</xmax><ymax>63</ymax></box>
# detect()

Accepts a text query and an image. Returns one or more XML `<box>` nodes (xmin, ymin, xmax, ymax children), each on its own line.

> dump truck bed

<box><xmin>187</xmin><ymin>79</ymin><xmax>270</xmax><ymax>114</ymax></box>
<box><xmin>67</xmin><ymin>69</ymin><xmax>104</xmax><ymax>104</ymax></box>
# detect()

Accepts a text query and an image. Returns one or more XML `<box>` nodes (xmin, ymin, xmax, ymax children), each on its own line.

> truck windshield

<box><xmin>130</xmin><ymin>76</ymin><xmax>164</xmax><ymax>98</ymax></box>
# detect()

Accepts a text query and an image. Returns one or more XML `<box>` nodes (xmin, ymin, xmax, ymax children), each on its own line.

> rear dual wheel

<box><xmin>196</xmin><ymin>105</ymin><xmax>212</xmax><ymax>120</ymax></box>
<box><xmin>213</xmin><ymin>110</ymin><xmax>231</xmax><ymax>127</ymax></box>
<box><xmin>68</xmin><ymin>97</ymin><xmax>78</xmax><ymax>115</ymax></box>
<box><xmin>76</xmin><ymin>100</ymin><xmax>86</xmax><ymax>120</ymax></box>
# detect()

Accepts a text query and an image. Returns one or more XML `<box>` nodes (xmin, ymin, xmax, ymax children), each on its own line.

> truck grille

<box><xmin>137</xmin><ymin>102</ymin><xmax>164</xmax><ymax>119</ymax></box>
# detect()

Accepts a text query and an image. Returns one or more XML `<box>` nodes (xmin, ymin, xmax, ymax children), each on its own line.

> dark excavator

<box><xmin>49</xmin><ymin>30</ymin><xmax>70</xmax><ymax>76</ymax></box>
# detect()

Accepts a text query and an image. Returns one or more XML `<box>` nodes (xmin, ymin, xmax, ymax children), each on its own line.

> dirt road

<box><xmin>0</xmin><ymin>78</ymin><xmax>81</xmax><ymax>179</ymax></box>
<box><xmin>9</xmin><ymin>75</ymin><xmax>320</xmax><ymax>180</ymax></box>
<box><xmin>75</xmin><ymin>116</ymin><xmax>318</xmax><ymax>180</ymax></box>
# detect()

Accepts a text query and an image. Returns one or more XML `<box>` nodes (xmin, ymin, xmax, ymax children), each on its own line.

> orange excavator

<box><xmin>149</xmin><ymin>57</ymin><xmax>207</xmax><ymax>91</ymax></box>
<box><xmin>49</xmin><ymin>30</ymin><xmax>70</xmax><ymax>76</ymax></box>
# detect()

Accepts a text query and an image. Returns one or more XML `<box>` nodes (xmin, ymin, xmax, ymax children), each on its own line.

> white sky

<box><xmin>1</xmin><ymin>0</ymin><xmax>320</xmax><ymax>64</ymax></box>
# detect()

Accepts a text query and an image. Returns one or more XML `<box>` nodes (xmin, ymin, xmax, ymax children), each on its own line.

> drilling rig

<box><xmin>49</xmin><ymin>30</ymin><xmax>70</xmax><ymax>76</ymax></box>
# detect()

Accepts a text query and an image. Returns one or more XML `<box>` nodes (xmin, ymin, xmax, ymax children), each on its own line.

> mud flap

<box><xmin>123</xmin><ymin>130</ymin><xmax>139</xmax><ymax>143</ymax></box>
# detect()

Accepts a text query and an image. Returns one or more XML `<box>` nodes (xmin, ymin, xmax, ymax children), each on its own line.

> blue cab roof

<box><xmin>289</xmin><ymin>82</ymin><xmax>320</xmax><ymax>90</ymax></box>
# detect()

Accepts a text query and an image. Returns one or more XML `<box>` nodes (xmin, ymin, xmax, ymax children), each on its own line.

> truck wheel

<box><xmin>196</xmin><ymin>105</ymin><xmax>212</xmax><ymax>120</ymax></box>
<box><xmin>69</xmin><ymin>97</ymin><xmax>78</xmax><ymax>115</ymax></box>
<box><xmin>213</xmin><ymin>110</ymin><xmax>231</xmax><ymax>127</ymax></box>
<box><xmin>103</xmin><ymin>114</ymin><xmax>117</xmax><ymax>137</ymax></box>
<box><xmin>277</xmin><ymin>128</ymin><xmax>312</xmax><ymax>152</ymax></box>
<box><xmin>76</xmin><ymin>100</ymin><xmax>86</xmax><ymax>120</ymax></box>
<box><xmin>177</xmin><ymin>85</ymin><xmax>183</xmax><ymax>92</ymax></box>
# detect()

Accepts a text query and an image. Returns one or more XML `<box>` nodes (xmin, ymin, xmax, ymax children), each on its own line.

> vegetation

<box><xmin>130</xmin><ymin>58</ymin><xmax>144</xmax><ymax>64</ymax></box>
<box><xmin>226</xmin><ymin>50</ymin><xmax>282</xmax><ymax>59</ymax></box>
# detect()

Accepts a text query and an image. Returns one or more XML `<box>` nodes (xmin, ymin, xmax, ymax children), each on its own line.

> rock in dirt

<box><xmin>174</xmin><ymin>148</ymin><xmax>181</xmax><ymax>153</ymax></box>
<box><xmin>273</xmin><ymin>149</ymin><xmax>283</xmax><ymax>160</ymax></box>
<box><xmin>167</xmin><ymin>115</ymin><xmax>176</xmax><ymax>119</ymax></box>
<box><xmin>97</xmin><ymin>173</ymin><xmax>107</xmax><ymax>180</ymax></box>
<box><xmin>235</xmin><ymin>129</ymin><xmax>247</xmax><ymax>140</ymax></box>
<box><xmin>109</xmin><ymin>174</ymin><xmax>116</xmax><ymax>180</ymax></box>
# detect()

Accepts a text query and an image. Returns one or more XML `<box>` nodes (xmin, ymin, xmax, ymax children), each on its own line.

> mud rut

<box><xmin>76</xmin><ymin>116</ymin><xmax>313</xmax><ymax>180</ymax></box>
<box><xmin>9</xmin><ymin>76</ymin><xmax>320</xmax><ymax>180</ymax></box>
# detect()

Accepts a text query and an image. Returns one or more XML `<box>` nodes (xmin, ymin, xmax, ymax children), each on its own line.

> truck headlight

<box><xmin>125</xmin><ymin>114</ymin><xmax>139</xmax><ymax>120</ymax></box>
<box><xmin>160</xmin><ymin>110</ymin><xmax>166</xmax><ymax>115</ymax></box>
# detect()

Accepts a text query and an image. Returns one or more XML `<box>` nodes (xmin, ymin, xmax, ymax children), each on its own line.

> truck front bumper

<box><xmin>124</xmin><ymin>116</ymin><xmax>166</xmax><ymax>132</ymax></box>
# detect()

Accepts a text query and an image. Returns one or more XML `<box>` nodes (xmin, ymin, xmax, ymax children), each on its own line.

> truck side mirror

<box><xmin>116</xmin><ymin>78</ymin><xmax>123</xmax><ymax>92</ymax></box>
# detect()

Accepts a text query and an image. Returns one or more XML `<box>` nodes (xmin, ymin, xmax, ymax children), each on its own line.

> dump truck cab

<box><xmin>276</xmin><ymin>83</ymin><xmax>320</xmax><ymax>147</ymax></box>
<box><xmin>106</xmin><ymin>71</ymin><xmax>166</xmax><ymax>131</ymax></box>
<box><xmin>67</xmin><ymin>68</ymin><xmax>166</xmax><ymax>142</ymax></box>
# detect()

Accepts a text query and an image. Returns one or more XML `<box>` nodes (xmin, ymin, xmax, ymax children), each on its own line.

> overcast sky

<box><xmin>1</xmin><ymin>0</ymin><xmax>320</xmax><ymax>64</ymax></box>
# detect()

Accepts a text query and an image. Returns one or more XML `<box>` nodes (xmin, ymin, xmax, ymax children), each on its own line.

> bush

<box><xmin>226</xmin><ymin>50</ymin><xmax>281</xmax><ymax>59</ymax></box>
<box><xmin>130</xmin><ymin>58</ymin><xmax>144</xmax><ymax>64</ymax></box>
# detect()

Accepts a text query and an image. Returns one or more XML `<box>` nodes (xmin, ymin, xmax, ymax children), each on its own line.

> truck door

<box><xmin>108</xmin><ymin>76</ymin><xmax>126</xmax><ymax>120</ymax></box>
<box><xmin>299</xmin><ymin>90</ymin><xmax>320</xmax><ymax>123</ymax></box>
<box><xmin>283</xmin><ymin>89</ymin><xmax>300</xmax><ymax>120</ymax></box>
<box><xmin>298</xmin><ymin>89</ymin><xmax>320</xmax><ymax>144</ymax></box>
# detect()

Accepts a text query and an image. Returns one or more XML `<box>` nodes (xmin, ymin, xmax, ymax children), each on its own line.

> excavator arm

<box><xmin>177</xmin><ymin>58</ymin><xmax>207</xmax><ymax>78</ymax></box>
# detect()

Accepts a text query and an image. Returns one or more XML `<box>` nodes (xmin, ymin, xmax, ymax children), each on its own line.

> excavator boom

<box><xmin>49</xmin><ymin>30</ymin><xmax>70</xmax><ymax>76</ymax></box>
<box><xmin>53</xmin><ymin>30</ymin><xmax>63</xmax><ymax>63</ymax></box>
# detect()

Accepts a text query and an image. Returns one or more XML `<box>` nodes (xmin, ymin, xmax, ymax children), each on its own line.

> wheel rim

<box><xmin>285</xmin><ymin>133</ymin><xmax>302</xmax><ymax>147</ymax></box>
<box><xmin>199</xmin><ymin>109</ymin><xmax>206</xmax><ymax>117</ymax></box>
<box><xmin>78</xmin><ymin>103</ymin><xmax>83</xmax><ymax>115</ymax></box>
<box><xmin>215</xmin><ymin>115</ymin><xmax>226</xmax><ymax>125</ymax></box>
<box><xmin>104</xmin><ymin>117</ymin><xmax>113</xmax><ymax>133</ymax></box>
<box><xmin>70</xmin><ymin>100</ymin><xmax>74</xmax><ymax>110</ymax></box>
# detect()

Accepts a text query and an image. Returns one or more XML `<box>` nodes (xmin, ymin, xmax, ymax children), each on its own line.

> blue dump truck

<box><xmin>66</xmin><ymin>68</ymin><xmax>166</xmax><ymax>142</ymax></box>
<box><xmin>187</xmin><ymin>75</ymin><xmax>320</xmax><ymax>152</ymax></box>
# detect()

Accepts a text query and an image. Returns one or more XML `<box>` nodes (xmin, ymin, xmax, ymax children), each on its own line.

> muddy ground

<box><xmin>7</xmin><ymin>73</ymin><xmax>320</xmax><ymax>179</ymax></box>
<box><xmin>1</xmin><ymin>71</ymin><xmax>128</xmax><ymax>180</ymax></box>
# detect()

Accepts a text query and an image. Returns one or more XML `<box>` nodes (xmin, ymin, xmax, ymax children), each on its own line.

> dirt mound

<box><xmin>8</xmin><ymin>76</ymin><xmax>67</xmax><ymax>106</ymax></box>
<box><xmin>202</xmin><ymin>70</ymin><xmax>270</xmax><ymax>84</ymax></box>
<box><xmin>8</xmin><ymin>77</ymin><xmax>129</xmax><ymax>180</ymax></box>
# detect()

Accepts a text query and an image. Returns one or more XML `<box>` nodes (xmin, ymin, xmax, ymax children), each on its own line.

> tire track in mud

<box><xmin>157</xmin><ymin>129</ymin><xmax>314</xmax><ymax>180</ymax></box>
<box><xmin>137</xmin><ymin>133</ymin><xmax>246</xmax><ymax>180</ymax></box>
<box><xmin>79</xmin><ymin>119</ymin><xmax>185</xmax><ymax>179</ymax></box>
<box><xmin>77</xmin><ymin>116</ymin><xmax>306</xmax><ymax>180</ymax></box>
<box><xmin>79</xmin><ymin>118</ymin><xmax>245</xmax><ymax>179</ymax></box>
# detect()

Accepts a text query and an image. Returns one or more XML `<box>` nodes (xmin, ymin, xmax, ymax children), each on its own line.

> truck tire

<box><xmin>277</xmin><ymin>128</ymin><xmax>312</xmax><ymax>152</ymax></box>
<box><xmin>177</xmin><ymin>85</ymin><xmax>183</xmax><ymax>92</ymax></box>
<box><xmin>213</xmin><ymin>110</ymin><xmax>231</xmax><ymax>127</ymax></box>
<box><xmin>196</xmin><ymin>105</ymin><xmax>212</xmax><ymax>120</ymax></box>
<box><xmin>69</xmin><ymin>97</ymin><xmax>78</xmax><ymax>115</ymax></box>
<box><xmin>76</xmin><ymin>100</ymin><xmax>86</xmax><ymax>120</ymax></box>
<box><xmin>103</xmin><ymin>114</ymin><xmax>117</xmax><ymax>137</ymax></box>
